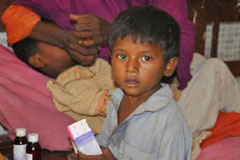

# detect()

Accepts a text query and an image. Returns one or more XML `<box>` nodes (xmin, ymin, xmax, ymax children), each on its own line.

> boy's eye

<box><xmin>117</xmin><ymin>54</ymin><xmax>127</xmax><ymax>59</ymax></box>
<box><xmin>141</xmin><ymin>56</ymin><xmax>151</xmax><ymax>61</ymax></box>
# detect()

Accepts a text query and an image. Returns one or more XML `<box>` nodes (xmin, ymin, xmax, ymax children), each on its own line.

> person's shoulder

<box><xmin>163</xmin><ymin>97</ymin><xmax>184</xmax><ymax>116</ymax></box>
<box><xmin>151</xmin><ymin>87</ymin><xmax>187</xmax><ymax>128</ymax></box>
<box><xmin>146</xmin><ymin>83</ymin><xmax>176</xmax><ymax>109</ymax></box>
<box><xmin>158</xmin><ymin>98</ymin><xmax>183</xmax><ymax>119</ymax></box>
<box><xmin>147</xmin><ymin>89</ymin><xmax>183</xmax><ymax>124</ymax></box>
<box><xmin>164</xmin><ymin>100</ymin><xmax>190</xmax><ymax>132</ymax></box>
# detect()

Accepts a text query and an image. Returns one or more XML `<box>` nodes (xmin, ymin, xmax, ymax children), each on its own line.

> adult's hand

<box><xmin>31</xmin><ymin>21</ymin><xmax>99</xmax><ymax>66</ymax></box>
<box><xmin>69</xmin><ymin>13</ymin><xmax>111</xmax><ymax>47</ymax></box>
<box><xmin>62</xmin><ymin>30</ymin><xmax>99</xmax><ymax>66</ymax></box>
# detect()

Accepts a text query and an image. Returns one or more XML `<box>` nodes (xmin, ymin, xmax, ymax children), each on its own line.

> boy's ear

<box><xmin>163</xmin><ymin>57</ymin><xmax>179</xmax><ymax>77</ymax></box>
<box><xmin>28</xmin><ymin>54</ymin><xmax>46</xmax><ymax>68</ymax></box>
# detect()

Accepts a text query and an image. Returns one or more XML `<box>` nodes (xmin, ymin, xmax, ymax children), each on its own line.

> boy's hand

<box><xmin>69</xmin><ymin>13</ymin><xmax>111</xmax><ymax>46</ymax></box>
<box><xmin>78</xmin><ymin>147</ymin><xmax>116</xmax><ymax>160</ymax></box>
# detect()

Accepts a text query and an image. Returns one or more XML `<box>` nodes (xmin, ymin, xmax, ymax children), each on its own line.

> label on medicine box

<box><xmin>67</xmin><ymin>119</ymin><xmax>102</xmax><ymax>155</ymax></box>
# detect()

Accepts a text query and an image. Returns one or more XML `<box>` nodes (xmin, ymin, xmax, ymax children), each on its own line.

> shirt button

<box><xmin>113</xmin><ymin>134</ymin><xmax>118</xmax><ymax>140</ymax></box>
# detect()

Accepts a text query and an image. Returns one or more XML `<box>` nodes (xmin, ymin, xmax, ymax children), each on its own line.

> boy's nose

<box><xmin>126</xmin><ymin>59</ymin><xmax>139</xmax><ymax>73</ymax></box>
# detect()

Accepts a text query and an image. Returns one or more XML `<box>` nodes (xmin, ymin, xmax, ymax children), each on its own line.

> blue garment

<box><xmin>96</xmin><ymin>84</ymin><xmax>192</xmax><ymax>160</ymax></box>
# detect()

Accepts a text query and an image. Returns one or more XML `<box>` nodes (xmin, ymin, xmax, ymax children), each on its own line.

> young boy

<box><xmin>77</xmin><ymin>5</ymin><xmax>192</xmax><ymax>160</ymax></box>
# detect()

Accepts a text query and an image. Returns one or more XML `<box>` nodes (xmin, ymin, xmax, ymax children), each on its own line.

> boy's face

<box><xmin>111</xmin><ymin>35</ymin><xmax>171</xmax><ymax>97</ymax></box>
<box><xmin>31</xmin><ymin>42</ymin><xmax>76</xmax><ymax>78</ymax></box>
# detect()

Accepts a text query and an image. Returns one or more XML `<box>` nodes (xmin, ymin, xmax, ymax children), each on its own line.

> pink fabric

<box><xmin>10</xmin><ymin>0</ymin><xmax>195</xmax><ymax>90</ymax></box>
<box><xmin>0</xmin><ymin>45</ymin><xmax>75</xmax><ymax>151</ymax></box>
<box><xmin>198</xmin><ymin>136</ymin><xmax>240</xmax><ymax>160</ymax></box>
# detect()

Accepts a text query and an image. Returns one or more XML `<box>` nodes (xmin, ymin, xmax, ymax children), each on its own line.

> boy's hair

<box><xmin>12</xmin><ymin>18</ymin><xmax>52</xmax><ymax>67</ymax></box>
<box><xmin>12</xmin><ymin>38</ymin><xmax>43</xmax><ymax>73</ymax></box>
<box><xmin>109</xmin><ymin>5</ymin><xmax>180</xmax><ymax>63</ymax></box>
<box><xmin>12</xmin><ymin>38</ymin><xmax>38</xmax><ymax>66</ymax></box>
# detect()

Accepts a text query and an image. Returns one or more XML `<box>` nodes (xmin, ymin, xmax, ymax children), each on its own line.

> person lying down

<box><xmin>12</xmin><ymin>37</ymin><xmax>116</xmax><ymax>134</ymax></box>
<box><xmin>0</xmin><ymin>37</ymin><xmax>115</xmax><ymax>150</ymax></box>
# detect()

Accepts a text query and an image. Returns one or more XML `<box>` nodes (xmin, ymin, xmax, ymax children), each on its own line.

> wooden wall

<box><xmin>187</xmin><ymin>0</ymin><xmax>240</xmax><ymax>76</ymax></box>
<box><xmin>0</xmin><ymin>0</ymin><xmax>14</xmax><ymax>31</ymax></box>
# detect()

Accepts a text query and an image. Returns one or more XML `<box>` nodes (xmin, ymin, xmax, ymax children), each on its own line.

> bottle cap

<box><xmin>28</xmin><ymin>133</ymin><xmax>39</xmax><ymax>143</ymax></box>
<box><xmin>16</xmin><ymin>128</ymin><xmax>26</xmax><ymax>137</ymax></box>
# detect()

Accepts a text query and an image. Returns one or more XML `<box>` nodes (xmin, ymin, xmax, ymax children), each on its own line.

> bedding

<box><xmin>0</xmin><ymin>32</ymin><xmax>11</xmax><ymax>49</ymax></box>
<box><xmin>0</xmin><ymin>44</ymin><xmax>75</xmax><ymax>151</ymax></box>
<box><xmin>195</xmin><ymin>111</ymin><xmax>240</xmax><ymax>160</ymax></box>
<box><xmin>171</xmin><ymin>53</ymin><xmax>240</xmax><ymax>159</ymax></box>
<box><xmin>201</xmin><ymin>111</ymin><xmax>240</xmax><ymax>148</ymax></box>
<box><xmin>198</xmin><ymin>136</ymin><xmax>240</xmax><ymax>160</ymax></box>
<box><xmin>178</xmin><ymin>53</ymin><xmax>240</xmax><ymax>137</ymax></box>
<box><xmin>47</xmin><ymin>58</ymin><xmax>115</xmax><ymax>134</ymax></box>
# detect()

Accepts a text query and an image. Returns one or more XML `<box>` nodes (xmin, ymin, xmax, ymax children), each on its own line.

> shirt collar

<box><xmin>110</xmin><ymin>83</ymin><xmax>173</xmax><ymax>114</ymax></box>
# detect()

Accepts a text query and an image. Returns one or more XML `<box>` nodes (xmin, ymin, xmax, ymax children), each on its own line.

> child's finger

<box><xmin>92</xmin><ymin>130</ymin><xmax>98</xmax><ymax>136</ymax></box>
<box><xmin>68</xmin><ymin>137</ymin><xmax>78</xmax><ymax>154</ymax></box>
<box><xmin>78</xmin><ymin>151</ymin><xmax>88</xmax><ymax>159</ymax></box>
<box><xmin>67</xmin><ymin>152</ymin><xmax>79</xmax><ymax>160</ymax></box>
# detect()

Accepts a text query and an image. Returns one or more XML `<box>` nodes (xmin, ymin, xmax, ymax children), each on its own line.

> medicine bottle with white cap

<box><xmin>13</xmin><ymin>128</ymin><xmax>27</xmax><ymax>160</ymax></box>
<box><xmin>26</xmin><ymin>133</ymin><xmax>41</xmax><ymax>160</ymax></box>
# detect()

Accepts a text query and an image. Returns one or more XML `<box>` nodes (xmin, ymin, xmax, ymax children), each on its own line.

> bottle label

<box><xmin>25</xmin><ymin>153</ymin><xmax>33</xmax><ymax>160</ymax></box>
<box><xmin>13</xmin><ymin>144</ymin><xmax>27</xmax><ymax>160</ymax></box>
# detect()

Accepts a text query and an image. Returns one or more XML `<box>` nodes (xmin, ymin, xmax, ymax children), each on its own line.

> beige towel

<box><xmin>47</xmin><ymin>58</ymin><xmax>116</xmax><ymax>134</ymax></box>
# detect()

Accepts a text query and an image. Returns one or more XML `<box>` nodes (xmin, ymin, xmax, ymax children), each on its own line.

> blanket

<box><xmin>201</xmin><ymin>111</ymin><xmax>240</xmax><ymax>148</ymax></box>
<box><xmin>47</xmin><ymin>58</ymin><xmax>115</xmax><ymax>134</ymax></box>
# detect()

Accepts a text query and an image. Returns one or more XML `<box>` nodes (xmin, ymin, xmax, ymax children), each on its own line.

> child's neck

<box><xmin>124</xmin><ymin>94</ymin><xmax>148</xmax><ymax>108</ymax></box>
<box><xmin>118</xmin><ymin>85</ymin><xmax>161</xmax><ymax>125</ymax></box>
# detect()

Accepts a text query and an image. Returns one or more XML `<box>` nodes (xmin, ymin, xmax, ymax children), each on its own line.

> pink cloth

<box><xmin>198</xmin><ymin>136</ymin><xmax>240</xmax><ymax>160</ymax></box>
<box><xmin>10</xmin><ymin>0</ymin><xmax>195</xmax><ymax>90</ymax></box>
<box><xmin>0</xmin><ymin>45</ymin><xmax>75</xmax><ymax>151</ymax></box>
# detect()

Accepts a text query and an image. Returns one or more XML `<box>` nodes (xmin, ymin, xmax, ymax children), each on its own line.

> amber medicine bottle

<box><xmin>13</xmin><ymin>128</ymin><xmax>27</xmax><ymax>160</ymax></box>
<box><xmin>26</xmin><ymin>133</ymin><xmax>41</xmax><ymax>160</ymax></box>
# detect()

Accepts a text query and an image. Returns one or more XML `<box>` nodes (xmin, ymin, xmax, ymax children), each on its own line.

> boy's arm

<box><xmin>150</xmin><ymin>0</ymin><xmax>195</xmax><ymax>90</ymax></box>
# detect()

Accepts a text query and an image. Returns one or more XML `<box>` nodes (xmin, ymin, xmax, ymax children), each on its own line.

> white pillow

<box><xmin>0</xmin><ymin>32</ymin><xmax>12</xmax><ymax>50</ymax></box>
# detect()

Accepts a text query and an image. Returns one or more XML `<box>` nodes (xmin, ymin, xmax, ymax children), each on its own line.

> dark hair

<box><xmin>12</xmin><ymin>38</ymin><xmax>43</xmax><ymax>73</ymax></box>
<box><xmin>12</xmin><ymin>38</ymin><xmax>38</xmax><ymax>65</ymax></box>
<box><xmin>109</xmin><ymin>5</ymin><xmax>180</xmax><ymax>64</ymax></box>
